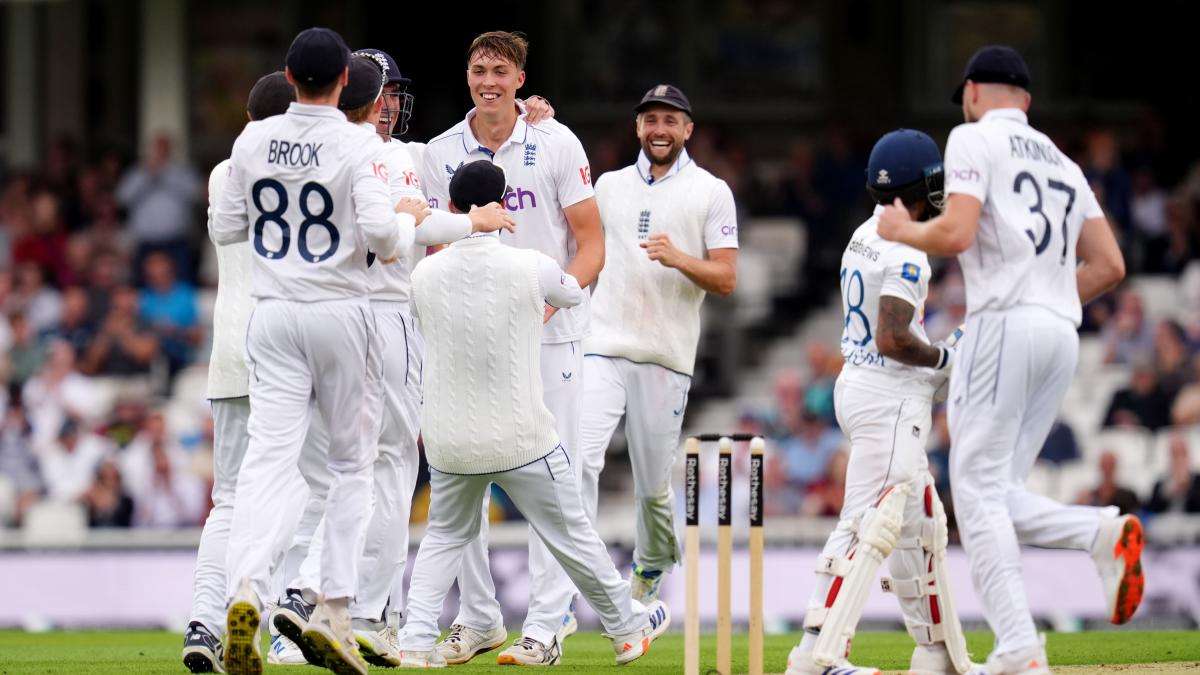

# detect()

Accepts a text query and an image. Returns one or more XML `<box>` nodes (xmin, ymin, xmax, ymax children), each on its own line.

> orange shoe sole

<box><xmin>1111</xmin><ymin>515</ymin><xmax>1145</xmax><ymax>625</ymax></box>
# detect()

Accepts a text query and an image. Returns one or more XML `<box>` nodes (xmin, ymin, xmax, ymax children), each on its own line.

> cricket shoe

<box><xmin>267</xmin><ymin>632</ymin><xmax>308</xmax><ymax>665</ymax></box>
<box><xmin>628</xmin><ymin>563</ymin><xmax>664</xmax><ymax>604</ymax></box>
<box><xmin>182</xmin><ymin>621</ymin><xmax>225</xmax><ymax>673</ymax></box>
<box><xmin>605</xmin><ymin>599</ymin><xmax>670</xmax><ymax>665</ymax></box>
<box><xmin>272</xmin><ymin>589</ymin><xmax>321</xmax><ymax>665</ymax></box>
<box><xmin>436</xmin><ymin>623</ymin><xmax>508</xmax><ymax>664</ymax></box>
<box><xmin>301</xmin><ymin>599</ymin><xmax>369</xmax><ymax>675</ymax></box>
<box><xmin>557</xmin><ymin>597</ymin><xmax>579</xmax><ymax>642</ymax></box>
<box><xmin>909</xmin><ymin>643</ymin><xmax>981</xmax><ymax>675</ymax></box>
<box><xmin>396</xmin><ymin>648</ymin><xmax>448</xmax><ymax>668</ymax></box>
<box><xmin>784</xmin><ymin>644</ymin><xmax>880</xmax><ymax>675</ymax></box>
<box><xmin>496</xmin><ymin>635</ymin><xmax>563</xmax><ymax>666</ymax></box>
<box><xmin>224</xmin><ymin>577</ymin><xmax>263</xmax><ymax>675</ymax></box>
<box><xmin>966</xmin><ymin>643</ymin><xmax>1051</xmax><ymax>675</ymax></box>
<box><xmin>1092</xmin><ymin>513</ymin><xmax>1145</xmax><ymax>625</ymax></box>
<box><xmin>354</xmin><ymin>617</ymin><xmax>402</xmax><ymax>667</ymax></box>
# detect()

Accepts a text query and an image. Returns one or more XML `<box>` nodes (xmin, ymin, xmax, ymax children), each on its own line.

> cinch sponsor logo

<box><xmin>949</xmin><ymin>167</ymin><xmax>980</xmax><ymax>182</ymax></box>
<box><xmin>504</xmin><ymin>187</ymin><xmax>538</xmax><ymax>211</ymax></box>
<box><xmin>721</xmin><ymin>225</ymin><xmax>737</xmax><ymax>236</ymax></box>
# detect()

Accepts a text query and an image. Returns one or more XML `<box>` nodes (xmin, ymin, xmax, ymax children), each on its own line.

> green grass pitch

<box><xmin>0</xmin><ymin>630</ymin><xmax>1197</xmax><ymax>674</ymax></box>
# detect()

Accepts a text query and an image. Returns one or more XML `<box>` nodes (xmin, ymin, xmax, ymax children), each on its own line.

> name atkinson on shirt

<box><xmin>1008</xmin><ymin>134</ymin><xmax>1063</xmax><ymax>167</ymax></box>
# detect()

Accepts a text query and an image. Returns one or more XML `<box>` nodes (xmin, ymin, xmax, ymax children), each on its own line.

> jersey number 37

<box><xmin>251</xmin><ymin>178</ymin><xmax>340</xmax><ymax>263</ymax></box>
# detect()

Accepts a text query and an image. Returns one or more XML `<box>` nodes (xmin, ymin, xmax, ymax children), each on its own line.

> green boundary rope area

<box><xmin>0</xmin><ymin>630</ymin><xmax>1197</xmax><ymax>674</ymax></box>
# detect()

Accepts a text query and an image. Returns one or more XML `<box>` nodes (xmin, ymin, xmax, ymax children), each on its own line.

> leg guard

<box><xmin>807</xmin><ymin>482</ymin><xmax>910</xmax><ymax>667</ymax></box>
<box><xmin>881</xmin><ymin>476</ymin><xmax>971</xmax><ymax>673</ymax></box>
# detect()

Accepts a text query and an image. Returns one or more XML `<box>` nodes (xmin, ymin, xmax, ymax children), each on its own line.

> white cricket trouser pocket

<box><xmin>227</xmin><ymin>299</ymin><xmax>377</xmax><ymax>604</ymax></box>
<box><xmin>948</xmin><ymin>306</ymin><xmax>1103</xmax><ymax>657</ymax></box>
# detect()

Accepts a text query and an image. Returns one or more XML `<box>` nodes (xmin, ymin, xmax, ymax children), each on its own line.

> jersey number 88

<box><xmin>251</xmin><ymin>178</ymin><xmax>340</xmax><ymax>263</ymax></box>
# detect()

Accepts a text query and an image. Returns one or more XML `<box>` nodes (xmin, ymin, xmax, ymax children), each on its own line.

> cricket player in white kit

<box><xmin>398</xmin><ymin>160</ymin><xmax>669</xmax><ymax>669</ymax></box>
<box><xmin>209</xmin><ymin>27</ymin><xmax>421</xmax><ymax>675</ymax></box>
<box><xmin>420</xmin><ymin>31</ymin><xmax>605</xmax><ymax>666</ymax></box>
<box><xmin>580</xmin><ymin>84</ymin><xmax>737</xmax><ymax>600</ymax></box>
<box><xmin>268</xmin><ymin>53</ymin><xmax>516</xmax><ymax>669</ymax></box>
<box><xmin>878</xmin><ymin>46</ymin><xmax>1138</xmax><ymax>674</ymax></box>
<box><xmin>786</xmin><ymin>129</ymin><xmax>973</xmax><ymax>675</ymax></box>
<box><xmin>183</xmin><ymin>71</ymin><xmax>300</xmax><ymax>674</ymax></box>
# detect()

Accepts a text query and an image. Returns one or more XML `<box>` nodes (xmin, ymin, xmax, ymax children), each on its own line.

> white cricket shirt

<box><xmin>585</xmin><ymin>150</ymin><xmax>738</xmax><ymax>375</ymax></box>
<box><xmin>421</xmin><ymin>110</ymin><xmax>595</xmax><ymax>343</ymax></box>
<box><xmin>209</xmin><ymin>102</ymin><xmax>416</xmax><ymax>302</ymax></box>
<box><xmin>944</xmin><ymin>108</ymin><xmax>1103</xmax><ymax>326</ymax></box>
<box><xmin>837</xmin><ymin>207</ymin><xmax>938</xmax><ymax>396</ymax></box>
<box><xmin>205</xmin><ymin>159</ymin><xmax>254</xmax><ymax>399</ymax></box>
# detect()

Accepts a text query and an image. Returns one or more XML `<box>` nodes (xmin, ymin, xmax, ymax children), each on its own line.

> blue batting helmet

<box><xmin>353</xmin><ymin>48</ymin><xmax>413</xmax><ymax>137</ymax></box>
<box><xmin>866</xmin><ymin>129</ymin><xmax>944</xmax><ymax>211</ymax></box>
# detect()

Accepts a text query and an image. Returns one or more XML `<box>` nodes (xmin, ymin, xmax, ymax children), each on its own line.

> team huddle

<box><xmin>181</xmin><ymin>24</ymin><xmax>1143</xmax><ymax>675</ymax></box>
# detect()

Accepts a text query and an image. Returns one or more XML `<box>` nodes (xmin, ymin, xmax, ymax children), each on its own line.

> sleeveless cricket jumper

<box><xmin>422</xmin><ymin>107</ymin><xmax>597</xmax><ymax>642</ymax></box>
<box><xmin>399</xmin><ymin>233</ymin><xmax>650</xmax><ymax>651</ymax></box>
<box><xmin>209</xmin><ymin>102</ymin><xmax>416</xmax><ymax>604</ymax></box>
<box><xmin>943</xmin><ymin>108</ymin><xmax>1114</xmax><ymax>656</ymax></box>
<box><xmin>580</xmin><ymin>149</ymin><xmax>738</xmax><ymax>573</ymax></box>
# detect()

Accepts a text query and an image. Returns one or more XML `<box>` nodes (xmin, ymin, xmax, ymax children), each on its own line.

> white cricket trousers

<box><xmin>804</xmin><ymin>378</ymin><xmax>938</xmax><ymax>641</ymax></box>
<box><xmin>578</xmin><ymin>356</ymin><xmax>691</xmax><ymax>570</ymax></box>
<box><xmin>288</xmin><ymin>304</ymin><xmax>423</xmax><ymax>622</ymax></box>
<box><xmin>949</xmin><ymin>305</ymin><xmax>1108</xmax><ymax>656</ymax></box>
<box><xmin>226</xmin><ymin>298</ymin><xmax>379</xmax><ymax>603</ymax></box>
<box><xmin>453</xmin><ymin>341</ymin><xmax>583</xmax><ymax>644</ymax></box>
<box><xmin>400</xmin><ymin>446</ymin><xmax>648</xmax><ymax>651</ymax></box>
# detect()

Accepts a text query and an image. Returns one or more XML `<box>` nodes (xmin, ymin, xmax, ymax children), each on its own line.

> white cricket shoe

<box><xmin>784</xmin><ymin>644</ymin><xmax>880</xmax><ymax>675</ymax></box>
<box><xmin>436</xmin><ymin>623</ymin><xmax>508</xmax><ymax>664</ymax></box>
<box><xmin>1091</xmin><ymin>513</ymin><xmax>1145</xmax><ymax>625</ymax></box>
<box><xmin>301</xmin><ymin>599</ymin><xmax>368</xmax><ymax>675</ymax></box>
<box><xmin>354</xmin><ymin>618</ymin><xmax>402</xmax><ymax>667</ymax></box>
<box><xmin>496</xmin><ymin>635</ymin><xmax>563</xmax><ymax>666</ymax></box>
<box><xmin>267</xmin><ymin>633</ymin><xmax>308</xmax><ymax>665</ymax></box>
<box><xmin>628</xmin><ymin>564</ymin><xmax>664</xmax><ymax>604</ymax></box>
<box><xmin>396</xmin><ymin>649</ymin><xmax>447</xmax><ymax>668</ymax></box>
<box><xmin>605</xmin><ymin>599</ymin><xmax>670</xmax><ymax>665</ymax></box>
<box><xmin>965</xmin><ymin>643</ymin><xmax>1051</xmax><ymax>675</ymax></box>
<box><xmin>224</xmin><ymin>577</ymin><xmax>263</xmax><ymax>675</ymax></box>
<box><xmin>909</xmin><ymin>643</ymin><xmax>982</xmax><ymax>675</ymax></box>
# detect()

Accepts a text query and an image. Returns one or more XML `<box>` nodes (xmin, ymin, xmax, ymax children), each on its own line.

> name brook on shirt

<box><xmin>847</xmin><ymin>238</ymin><xmax>880</xmax><ymax>262</ymax></box>
<box><xmin>268</xmin><ymin>140</ymin><xmax>323</xmax><ymax>168</ymax></box>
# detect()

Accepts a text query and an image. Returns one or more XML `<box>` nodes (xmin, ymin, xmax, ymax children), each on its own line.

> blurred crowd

<box><xmin>1</xmin><ymin>114</ymin><xmax>1199</xmax><ymax>533</ymax></box>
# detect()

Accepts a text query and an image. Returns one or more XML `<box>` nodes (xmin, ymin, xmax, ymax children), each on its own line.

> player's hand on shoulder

<box><xmin>641</xmin><ymin>233</ymin><xmax>683</xmax><ymax>269</ymax></box>
<box><xmin>469</xmin><ymin>202</ymin><xmax>517</xmax><ymax>234</ymax></box>
<box><xmin>877</xmin><ymin>197</ymin><xmax>912</xmax><ymax>242</ymax></box>
<box><xmin>521</xmin><ymin>95</ymin><xmax>555</xmax><ymax>124</ymax></box>
<box><xmin>396</xmin><ymin>196</ymin><xmax>432</xmax><ymax>225</ymax></box>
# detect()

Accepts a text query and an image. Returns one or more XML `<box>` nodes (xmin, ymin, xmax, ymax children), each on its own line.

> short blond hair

<box><xmin>467</xmin><ymin>31</ymin><xmax>528</xmax><ymax>69</ymax></box>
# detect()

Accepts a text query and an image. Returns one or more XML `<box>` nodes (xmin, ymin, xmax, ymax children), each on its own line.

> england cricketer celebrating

<box><xmin>878</xmin><ymin>46</ymin><xmax>1137</xmax><ymax>674</ymax></box>
<box><xmin>785</xmin><ymin>129</ymin><xmax>973</xmax><ymax>675</ymax></box>
<box><xmin>398</xmin><ymin>160</ymin><xmax>669</xmax><ymax>669</ymax></box>
<box><xmin>183</xmin><ymin>71</ymin><xmax>299</xmax><ymax>675</ymax></box>
<box><xmin>420</xmin><ymin>31</ymin><xmax>605</xmax><ymax>666</ymax></box>
<box><xmin>579</xmin><ymin>84</ymin><xmax>737</xmax><ymax>601</ymax></box>
<box><xmin>209</xmin><ymin>27</ymin><xmax>421</xmax><ymax>675</ymax></box>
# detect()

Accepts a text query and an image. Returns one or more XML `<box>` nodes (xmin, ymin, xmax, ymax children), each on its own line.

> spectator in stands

<box><xmin>1155</xmin><ymin>319</ymin><xmax>1192</xmax><ymax>398</ymax></box>
<box><xmin>1171</xmin><ymin>356</ymin><xmax>1200</xmax><ymax>425</ymax></box>
<box><xmin>1082</xmin><ymin>129</ymin><xmax>1132</xmax><ymax>234</ymax></box>
<box><xmin>763</xmin><ymin>452</ymin><xmax>803</xmax><ymax>516</ymax></box>
<box><xmin>1163</xmin><ymin>197</ymin><xmax>1198</xmax><ymax>274</ymax></box>
<box><xmin>804</xmin><ymin>340</ymin><xmax>838</xmax><ymax>422</ymax></box>
<box><xmin>10</xmin><ymin>262</ymin><xmax>62</xmax><ymax>334</ymax></box>
<box><xmin>100</xmin><ymin>399</ymin><xmax>148</xmax><ymax>450</ymax></box>
<box><xmin>131</xmin><ymin>442</ymin><xmax>207</xmax><ymax>528</ymax></box>
<box><xmin>6</xmin><ymin>313</ymin><xmax>46</xmax><ymax>386</ymax></box>
<box><xmin>1076</xmin><ymin>450</ymin><xmax>1140</xmax><ymax>515</ymax></box>
<box><xmin>1131</xmin><ymin>168</ymin><xmax>1170</xmax><ymax>272</ymax></box>
<box><xmin>81</xmin><ymin>459</ymin><xmax>133</xmax><ymax>528</ymax></box>
<box><xmin>782</xmin><ymin>408</ymin><xmax>843</xmax><ymax>489</ymax></box>
<box><xmin>765</xmin><ymin>369</ymin><xmax>804</xmax><ymax>439</ymax></box>
<box><xmin>1102</xmin><ymin>291</ymin><xmax>1155</xmax><ymax>365</ymax></box>
<box><xmin>84</xmin><ymin>250</ymin><xmax>125</xmax><ymax>326</ymax></box>
<box><xmin>74</xmin><ymin>191</ymin><xmax>132</xmax><ymax>263</ymax></box>
<box><xmin>0</xmin><ymin>390</ymin><xmax>42</xmax><ymax>525</ymax></box>
<box><xmin>1104</xmin><ymin>360</ymin><xmax>1173</xmax><ymax>430</ymax></box>
<box><xmin>139</xmin><ymin>252</ymin><xmax>199</xmax><ymax>375</ymax></box>
<box><xmin>1146</xmin><ymin>433</ymin><xmax>1200</xmax><ymax>514</ymax></box>
<box><xmin>1038</xmin><ymin>420</ymin><xmax>1081</xmax><ymax>464</ymax></box>
<box><xmin>81</xmin><ymin>286</ymin><xmax>159</xmax><ymax>377</ymax></box>
<box><xmin>37</xmin><ymin>418</ymin><xmax>112</xmax><ymax>503</ymax></box>
<box><xmin>801</xmin><ymin>450</ymin><xmax>848</xmax><ymax>517</ymax></box>
<box><xmin>45</xmin><ymin>286</ymin><xmax>92</xmax><ymax>356</ymax></box>
<box><xmin>115</xmin><ymin>132</ymin><xmax>201</xmax><ymax>282</ymax></box>
<box><xmin>11</xmin><ymin>190</ymin><xmax>71</xmax><ymax>287</ymax></box>
<box><xmin>21</xmin><ymin>340</ymin><xmax>101</xmax><ymax>447</ymax></box>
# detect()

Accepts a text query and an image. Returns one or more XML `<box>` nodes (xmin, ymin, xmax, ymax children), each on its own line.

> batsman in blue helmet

<box><xmin>783</xmin><ymin>129</ymin><xmax>977</xmax><ymax>675</ymax></box>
